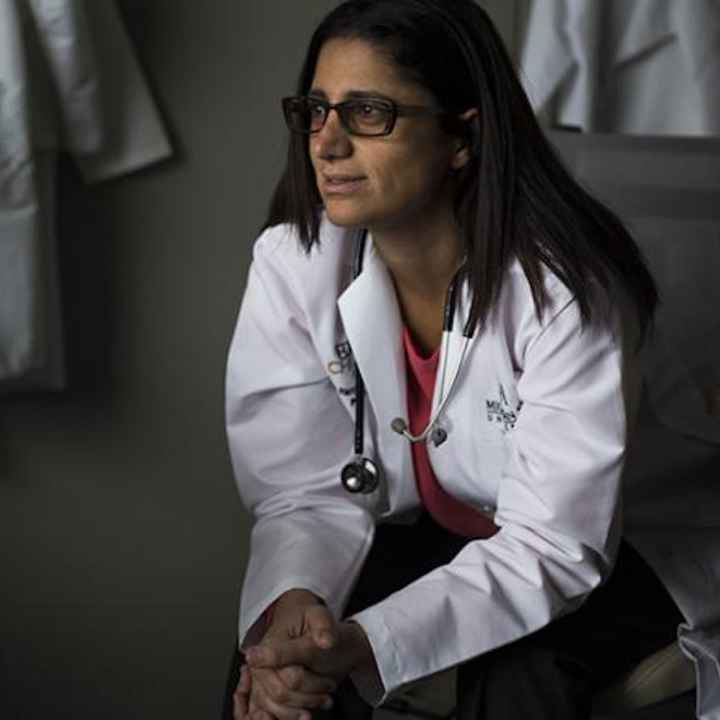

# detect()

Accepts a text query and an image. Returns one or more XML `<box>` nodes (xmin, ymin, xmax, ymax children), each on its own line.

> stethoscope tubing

<box><xmin>342</xmin><ymin>229</ymin><xmax>474</xmax><ymax>494</ymax></box>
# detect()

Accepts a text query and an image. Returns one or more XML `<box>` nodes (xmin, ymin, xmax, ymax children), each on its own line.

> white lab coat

<box><xmin>0</xmin><ymin>0</ymin><xmax>172</xmax><ymax>388</ymax></box>
<box><xmin>226</xmin><ymin>218</ymin><xmax>645</xmax><ymax>705</ymax></box>
<box><xmin>519</xmin><ymin>0</ymin><xmax>720</xmax><ymax>136</ymax></box>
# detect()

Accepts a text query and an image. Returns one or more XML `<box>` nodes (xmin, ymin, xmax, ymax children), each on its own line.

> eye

<box><xmin>308</xmin><ymin>99</ymin><xmax>327</xmax><ymax>118</ymax></box>
<box><xmin>358</xmin><ymin>102</ymin><xmax>383</xmax><ymax>117</ymax></box>
<box><xmin>347</xmin><ymin>101</ymin><xmax>391</xmax><ymax>127</ymax></box>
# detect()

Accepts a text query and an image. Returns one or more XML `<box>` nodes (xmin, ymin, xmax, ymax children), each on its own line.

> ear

<box><xmin>451</xmin><ymin>108</ymin><xmax>480</xmax><ymax>171</ymax></box>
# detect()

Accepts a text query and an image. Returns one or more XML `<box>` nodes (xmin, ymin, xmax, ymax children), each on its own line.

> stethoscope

<box><xmin>341</xmin><ymin>230</ymin><xmax>476</xmax><ymax>495</ymax></box>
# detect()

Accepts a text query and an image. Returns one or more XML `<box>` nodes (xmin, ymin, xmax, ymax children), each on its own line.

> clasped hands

<box><xmin>233</xmin><ymin>589</ymin><xmax>378</xmax><ymax>720</ymax></box>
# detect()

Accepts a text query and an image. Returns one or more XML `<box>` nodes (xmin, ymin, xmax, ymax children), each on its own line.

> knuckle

<box><xmin>287</xmin><ymin>666</ymin><xmax>304</xmax><ymax>689</ymax></box>
<box><xmin>309</xmin><ymin>604</ymin><xmax>332</xmax><ymax>620</ymax></box>
<box><xmin>326</xmin><ymin>678</ymin><xmax>339</xmax><ymax>693</ymax></box>
<box><xmin>273</xmin><ymin>685</ymin><xmax>290</xmax><ymax>703</ymax></box>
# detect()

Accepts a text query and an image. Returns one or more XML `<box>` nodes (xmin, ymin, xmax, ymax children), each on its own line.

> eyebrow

<box><xmin>308</xmin><ymin>88</ymin><xmax>395</xmax><ymax>102</ymax></box>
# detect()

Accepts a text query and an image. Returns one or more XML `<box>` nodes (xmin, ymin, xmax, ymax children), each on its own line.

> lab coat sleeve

<box><xmin>26</xmin><ymin>0</ymin><xmax>104</xmax><ymax>154</ymax></box>
<box><xmin>27</xmin><ymin>0</ymin><xmax>172</xmax><ymax>181</ymax></box>
<box><xmin>226</xmin><ymin>227</ymin><xmax>374</xmax><ymax>648</ymax></box>
<box><xmin>349</xmin><ymin>291</ymin><xmax>632</xmax><ymax>705</ymax></box>
<box><xmin>71</xmin><ymin>0</ymin><xmax>173</xmax><ymax>182</ymax></box>
<box><xmin>0</xmin><ymin>0</ymin><xmax>39</xmax><ymax>379</ymax></box>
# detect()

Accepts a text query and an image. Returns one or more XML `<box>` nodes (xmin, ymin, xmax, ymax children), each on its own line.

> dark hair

<box><xmin>264</xmin><ymin>0</ymin><xmax>658</xmax><ymax>335</ymax></box>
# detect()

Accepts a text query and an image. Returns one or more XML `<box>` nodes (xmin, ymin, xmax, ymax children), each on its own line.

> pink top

<box><xmin>403</xmin><ymin>327</ymin><xmax>499</xmax><ymax>539</ymax></box>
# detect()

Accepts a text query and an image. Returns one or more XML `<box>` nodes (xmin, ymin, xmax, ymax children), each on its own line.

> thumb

<box><xmin>305</xmin><ymin>605</ymin><xmax>337</xmax><ymax>649</ymax></box>
<box><xmin>245</xmin><ymin>634</ymin><xmax>317</xmax><ymax>669</ymax></box>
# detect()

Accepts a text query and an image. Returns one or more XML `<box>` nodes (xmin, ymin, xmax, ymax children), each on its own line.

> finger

<box><xmin>239</xmin><ymin>665</ymin><xmax>251</xmax><ymax>694</ymax></box>
<box><xmin>251</xmin><ymin>668</ymin><xmax>334</xmax><ymax>716</ymax></box>
<box><xmin>304</xmin><ymin>605</ymin><xmax>337</xmax><ymax>649</ymax></box>
<box><xmin>245</xmin><ymin>635</ymin><xmax>318</xmax><ymax>669</ymax></box>
<box><xmin>233</xmin><ymin>686</ymin><xmax>249</xmax><ymax>720</ymax></box>
<box><xmin>263</xmin><ymin>669</ymin><xmax>334</xmax><ymax>709</ymax></box>
<box><xmin>251</xmin><ymin>712</ymin><xmax>276</xmax><ymax>720</ymax></box>
<box><xmin>278</xmin><ymin>665</ymin><xmax>337</xmax><ymax>695</ymax></box>
<box><xmin>252</xmin><ymin>690</ymin><xmax>317</xmax><ymax>720</ymax></box>
<box><xmin>250</xmin><ymin>687</ymin><xmax>309</xmax><ymax>720</ymax></box>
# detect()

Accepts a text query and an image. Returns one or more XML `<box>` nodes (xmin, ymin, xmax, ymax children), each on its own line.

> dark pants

<box><xmin>223</xmin><ymin>512</ymin><xmax>682</xmax><ymax>719</ymax></box>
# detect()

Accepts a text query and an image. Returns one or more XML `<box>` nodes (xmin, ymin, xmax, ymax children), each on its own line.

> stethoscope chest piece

<box><xmin>431</xmin><ymin>427</ymin><xmax>449</xmax><ymax>447</ymax></box>
<box><xmin>341</xmin><ymin>456</ymin><xmax>380</xmax><ymax>494</ymax></box>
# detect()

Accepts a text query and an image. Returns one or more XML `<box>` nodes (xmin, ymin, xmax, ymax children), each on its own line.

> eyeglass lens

<box><xmin>285</xmin><ymin>98</ymin><xmax>393</xmax><ymax>136</ymax></box>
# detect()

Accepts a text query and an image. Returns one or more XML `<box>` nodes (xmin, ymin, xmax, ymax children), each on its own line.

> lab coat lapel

<box><xmin>337</xmin><ymin>240</ymin><xmax>413</xmax><ymax>511</ymax></box>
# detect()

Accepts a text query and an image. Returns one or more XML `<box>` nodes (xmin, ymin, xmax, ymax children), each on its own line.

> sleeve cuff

<box><xmin>347</xmin><ymin>611</ymin><xmax>399</xmax><ymax>707</ymax></box>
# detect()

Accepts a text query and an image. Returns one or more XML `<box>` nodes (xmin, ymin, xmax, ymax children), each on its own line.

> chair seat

<box><xmin>379</xmin><ymin>642</ymin><xmax>695</xmax><ymax>719</ymax></box>
<box><xmin>592</xmin><ymin>641</ymin><xmax>696</xmax><ymax>717</ymax></box>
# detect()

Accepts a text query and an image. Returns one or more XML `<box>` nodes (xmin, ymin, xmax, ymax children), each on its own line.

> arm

<box><xmin>348</xmin><ymin>289</ymin><xmax>638</xmax><ymax>705</ymax></box>
<box><xmin>226</xmin><ymin>227</ymin><xmax>375</xmax><ymax>662</ymax></box>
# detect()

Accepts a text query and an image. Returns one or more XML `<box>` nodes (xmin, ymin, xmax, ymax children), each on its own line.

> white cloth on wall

<box><xmin>520</xmin><ymin>0</ymin><xmax>720</xmax><ymax>135</ymax></box>
<box><xmin>0</xmin><ymin>0</ymin><xmax>172</xmax><ymax>390</ymax></box>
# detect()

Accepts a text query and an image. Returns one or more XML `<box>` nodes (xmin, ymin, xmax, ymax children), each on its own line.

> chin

<box><xmin>323</xmin><ymin>201</ymin><xmax>375</xmax><ymax>229</ymax></box>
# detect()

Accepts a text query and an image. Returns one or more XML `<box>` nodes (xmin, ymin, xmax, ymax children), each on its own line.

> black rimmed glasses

<box><xmin>282</xmin><ymin>96</ymin><xmax>448</xmax><ymax>137</ymax></box>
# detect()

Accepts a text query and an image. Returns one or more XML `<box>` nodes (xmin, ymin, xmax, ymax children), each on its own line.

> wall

<box><xmin>0</xmin><ymin>2</ymin><xmax>519</xmax><ymax>718</ymax></box>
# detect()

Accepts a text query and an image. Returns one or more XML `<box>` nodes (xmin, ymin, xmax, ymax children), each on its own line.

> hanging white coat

<box><xmin>0</xmin><ymin>0</ymin><xmax>172</xmax><ymax>388</ymax></box>
<box><xmin>225</xmin><ymin>219</ymin><xmax>718</xmax><ymax>714</ymax></box>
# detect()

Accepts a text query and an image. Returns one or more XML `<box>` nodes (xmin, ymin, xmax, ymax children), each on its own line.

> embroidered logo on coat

<box><xmin>339</xmin><ymin>385</ymin><xmax>357</xmax><ymax>406</ymax></box>
<box><xmin>328</xmin><ymin>341</ymin><xmax>357</xmax><ymax>405</ymax></box>
<box><xmin>328</xmin><ymin>341</ymin><xmax>353</xmax><ymax>375</ymax></box>
<box><xmin>486</xmin><ymin>384</ymin><xmax>523</xmax><ymax>432</ymax></box>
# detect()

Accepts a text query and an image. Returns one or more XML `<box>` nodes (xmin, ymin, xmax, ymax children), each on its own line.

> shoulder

<box><xmin>252</xmin><ymin>218</ymin><xmax>353</xmax><ymax>283</ymax></box>
<box><xmin>494</xmin><ymin>258</ymin><xmax>625</xmax><ymax>367</ymax></box>
<box><xmin>247</xmin><ymin>218</ymin><xmax>356</xmax><ymax>324</ymax></box>
<box><xmin>498</xmin><ymin>257</ymin><xmax>576</xmax><ymax>332</ymax></box>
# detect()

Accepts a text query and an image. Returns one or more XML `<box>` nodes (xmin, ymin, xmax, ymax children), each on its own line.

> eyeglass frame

<box><xmin>282</xmin><ymin>95</ymin><xmax>451</xmax><ymax>137</ymax></box>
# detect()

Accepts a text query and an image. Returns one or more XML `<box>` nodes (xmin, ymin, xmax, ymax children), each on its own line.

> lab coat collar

<box><xmin>337</xmin><ymin>234</ymin><xmax>411</xmax><ymax>512</ymax></box>
<box><xmin>337</xmin><ymin>234</ymin><xmax>406</xmax><ymax>428</ymax></box>
<box><xmin>336</xmin><ymin>231</ymin><xmax>479</xmax><ymax>425</ymax></box>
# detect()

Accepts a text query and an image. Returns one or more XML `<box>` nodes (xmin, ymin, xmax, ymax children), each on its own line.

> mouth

<box><xmin>321</xmin><ymin>175</ymin><xmax>367</xmax><ymax>195</ymax></box>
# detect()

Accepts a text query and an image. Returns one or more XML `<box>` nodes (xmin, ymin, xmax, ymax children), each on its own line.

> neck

<box><xmin>369</xmin><ymin>211</ymin><xmax>464</xmax><ymax>300</ymax></box>
<box><xmin>367</xmin><ymin>208</ymin><xmax>464</xmax><ymax>354</ymax></box>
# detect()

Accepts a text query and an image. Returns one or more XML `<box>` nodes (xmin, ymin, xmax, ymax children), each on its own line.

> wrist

<box><xmin>344</xmin><ymin>621</ymin><xmax>376</xmax><ymax>674</ymax></box>
<box><xmin>262</xmin><ymin>589</ymin><xmax>324</xmax><ymax>643</ymax></box>
<box><xmin>274</xmin><ymin>588</ymin><xmax>323</xmax><ymax>614</ymax></box>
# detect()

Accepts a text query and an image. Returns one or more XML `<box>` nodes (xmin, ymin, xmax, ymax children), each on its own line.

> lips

<box><xmin>322</xmin><ymin>174</ymin><xmax>367</xmax><ymax>195</ymax></box>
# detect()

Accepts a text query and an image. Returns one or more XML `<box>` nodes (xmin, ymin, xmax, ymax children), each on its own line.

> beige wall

<box><xmin>0</xmin><ymin>3</ymin><xmax>519</xmax><ymax>717</ymax></box>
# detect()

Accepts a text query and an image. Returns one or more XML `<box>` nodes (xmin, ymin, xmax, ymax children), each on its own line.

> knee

<box><xmin>457</xmin><ymin>642</ymin><xmax>593</xmax><ymax>720</ymax></box>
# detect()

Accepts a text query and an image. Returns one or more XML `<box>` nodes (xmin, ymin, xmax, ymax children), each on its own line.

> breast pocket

<box><xmin>465</xmin><ymin>379</ymin><xmax>526</xmax><ymax>501</ymax></box>
<box><xmin>428</xmin><ymin>401</ymin><xmax>507</xmax><ymax>511</ymax></box>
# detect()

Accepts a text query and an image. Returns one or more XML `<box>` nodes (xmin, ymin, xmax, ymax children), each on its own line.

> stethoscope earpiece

<box><xmin>341</xmin><ymin>456</ymin><xmax>380</xmax><ymax>495</ymax></box>
<box><xmin>391</xmin><ymin>418</ymin><xmax>408</xmax><ymax>434</ymax></box>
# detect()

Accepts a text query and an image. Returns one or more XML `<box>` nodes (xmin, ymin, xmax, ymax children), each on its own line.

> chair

<box><xmin>377</xmin><ymin>130</ymin><xmax>720</xmax><ymax>719</ymax></box>
<box><xmin>377</xmin><ymin>641</ymin><xmax>694</xmax><ymax>719</ymax></box>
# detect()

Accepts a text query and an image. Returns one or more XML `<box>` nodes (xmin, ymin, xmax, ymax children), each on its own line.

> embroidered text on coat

<box><xmin>486</xmin><ymin>384</ymin><xmax>523</xmax><ymax>432</ymax></box>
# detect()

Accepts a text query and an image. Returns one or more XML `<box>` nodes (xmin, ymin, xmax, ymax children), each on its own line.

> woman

<box><xmin>224</xmin><ymin>1</ymin><xmax>683</xmax><ymax>719</ymax></box>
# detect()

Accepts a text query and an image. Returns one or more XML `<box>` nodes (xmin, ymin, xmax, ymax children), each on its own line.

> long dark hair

<box><xmin>264</xmin><ymin>0</ymin><xmax>658</xmax><ymax>335</ymax></box>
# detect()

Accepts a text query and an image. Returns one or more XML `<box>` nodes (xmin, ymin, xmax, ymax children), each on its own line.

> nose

<box><xmin>312</xmin><ymin>108</ymin><xmax>353</xmax><ymax>160</ymax></box>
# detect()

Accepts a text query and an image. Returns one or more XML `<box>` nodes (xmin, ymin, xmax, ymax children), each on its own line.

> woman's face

<box><xmin>308</xmin><ymin>37</ymin><xmax>469</xmax><ymax>232</ymax></box>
